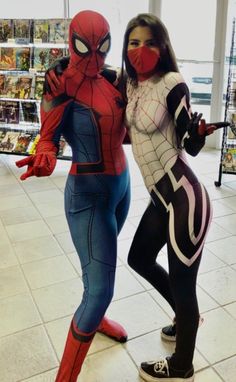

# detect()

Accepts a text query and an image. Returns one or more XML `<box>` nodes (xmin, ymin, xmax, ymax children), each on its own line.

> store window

<box><xmin>1</xmin><ymin>0</ymin><xmax>65</xmax><ymax>18</ymax></box>
<box><xmin>68</xmin><ymin>0</ymin><xmax>149</xmax><ymax>66</ymax></box>
<box><xmin>161</xmin><ymin>0</ymin><xmax>217</xmax><ymax>120</ymax></box>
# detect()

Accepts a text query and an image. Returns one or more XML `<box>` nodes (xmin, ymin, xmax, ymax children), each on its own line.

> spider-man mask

<box><xmin>69</xmin><ymin>10</ymin><xmax>111</xmax><ymax>77</ymax></box>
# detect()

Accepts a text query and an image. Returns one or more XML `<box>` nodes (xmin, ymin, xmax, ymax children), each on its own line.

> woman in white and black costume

<box><xmin>122</xmin><ymin>13</ymin><xmax>226</xmax><ymax>382</ymax></box>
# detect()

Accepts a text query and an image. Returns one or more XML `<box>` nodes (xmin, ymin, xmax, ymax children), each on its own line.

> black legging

<box><xmin>128</xmin><ymin>191</ymin><xmax>209</xmax><ymax>370</ymax></box>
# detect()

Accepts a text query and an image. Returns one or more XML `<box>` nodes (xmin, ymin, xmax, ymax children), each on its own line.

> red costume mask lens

<box><xmin>69</xmin><ymin>10</ymin><xmax>110</xmax><ymax>77</ymax></box>
<box><xmin>127</xmin><ymin>46</ymin><xmax>160</xmax><ymax>76</ymax></box>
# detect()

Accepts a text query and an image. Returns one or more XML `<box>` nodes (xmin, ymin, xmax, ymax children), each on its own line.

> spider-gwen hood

<box><xmin>69</xmin><ymin>10</ymin><xmax>111</xmax><ymax>77</ymax></box>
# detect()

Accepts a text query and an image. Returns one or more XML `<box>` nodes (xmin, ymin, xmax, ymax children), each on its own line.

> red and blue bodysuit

<box><xmin>16</xmin><ymin>11</ymin><xmax>130</xmax><ymax>381</ymax></box>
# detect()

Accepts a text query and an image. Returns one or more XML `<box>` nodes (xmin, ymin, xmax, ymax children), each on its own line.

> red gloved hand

<box><xmin>198</xmin><ymin>119</ymin><xmax>216</xmax><ymax>136</ymax></box>
<box><xmin>44</xmin><ymin>69</ymin><xmax>66</xmax><ymax>101</ymax></box>
<box><xmin>15</xmin><ymin>142</ymin><xmax>57</xmax><ymax>180</ymax></box>
<box><xmin>44</xmin><ymin>56</ymin><xmax>70</xmax><ymax>100</ymax></box>
<box><xmin>198</xmin><ymin>120</ymin><xmax>230</xmax><ymax>136</ymax></box>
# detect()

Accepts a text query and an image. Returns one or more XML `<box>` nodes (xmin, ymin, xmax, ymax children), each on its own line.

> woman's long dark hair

<box><xmin>121</xmin><ymin>13</ymin><xmax>179</xmax><ymax>89</ymax></box>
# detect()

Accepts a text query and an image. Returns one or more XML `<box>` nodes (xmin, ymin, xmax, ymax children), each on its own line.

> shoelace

<box><xmin>154</xmin><ymin>358</ymin><xmax>169</xmax><ymax>376</ymax></box>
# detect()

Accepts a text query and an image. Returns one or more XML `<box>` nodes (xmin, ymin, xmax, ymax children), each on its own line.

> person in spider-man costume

<box><xmin>16</xmin><ymin>10</ymin><xmax>130</xmax><ymax>381</ymax></box>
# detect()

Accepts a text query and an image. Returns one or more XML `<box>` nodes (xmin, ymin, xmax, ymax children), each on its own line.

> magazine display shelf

<box><xmin>215</xmin><ymin>18</ymin><xmax>236</xmax><ymax>186</ymax></box>
<box><xmin>0</xmin><ymin>18</ymin><xmax>71</xmax><ymax>159</ymax></box>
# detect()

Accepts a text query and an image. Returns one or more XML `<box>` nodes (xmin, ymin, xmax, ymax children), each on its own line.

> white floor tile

<box><xmin>214</xmin><ymin>356</ymin><xmax>236</xmax><ymax>382</ymax></box>
<box><xmin>0</xmin><ymin>293</ymin><xmax>42</xmax><ymax>337</ymax></box>
<box><xmin>196</xmin><ymin>308</ymin><xmax>236</xmax><ymax>363</ymax></box>
<box><xmin>20</xmin><ymin>369</ymin><xmax>58</xmax><ymax>382</ymax></box>
<box><xmin>214</xmin><ymin>213</ymin><xmax>236</xmax><ymax>235</ymax></box>
<box><xmin>32</xmin><ymin>278</ymin><xmax>83</xmax><ymax>322</ymax></box>
<box><xmin>198</xmin><ymin>266</ymin><xmax>236</xmax><ymax>305</ymax></box>
<box><xmin>0</xmin><ymin>148</ymin><xmax>235</xmax><ymax>382</ymax></box>
<box><xmin>106</xmin><ymin>293</ymin><xmax>170</xmax><ymax>339</ymax></box>
<box><xmin>0</xmin><ymin>326</ymin><xmax>58</xmax><ymax>382</ymax></box>
<box><xmin>54</xmin><ymin>231</ymin><xmax>75</xmax><ymax>254</ymax></box>
<box><xmin>22</xmin><ymin>255</ymin><xmax>78</xmax><ymax>289</ymax></box>
<box><xmin>0</xmin><ymin>205</ymin><xmax>41</xmax><ymax>225</ymax></box>
<box><xmin>205</xmin><ymin>235</ymin><xmax>236</xmax><ymax>265</ymax></box>
<box><xmin>6</xmin><ymin>219</ymin><xmax>52</xmax><ymax>243</ymax></box>
<box><xmin>43</xmin><ymin>214</ymin><xmax>69</xmax><ymax>234</ymax></box>
<box><xmin>13</xmin><ymin>235</ymin><xmax>64</xmax><ymax>264</ymax></box>
<box><xmin>36</xmin><ymin>200</ymin><xmax>65</xmax><ymax>218</ymax></box>
<box><xmin>79</xmin><ymin>345</ymin><xmax>141</xmax><ymax>382</ymax></box>
<box><xmin>113</xmin><ymin>265</ymin><xmax>145</xmax><ymax>300</ymax></box>
<box><xmin>195</xmin><ymin>368</ymin><xmax>223</xmax><ymax>382</ymax></box>
<box><xmin>0</xmin><ymin>193</ymin><xmax>32</xmax><ymax>212</ymax></box>
<box><xmin>0</xmin><ymin>266</ymin><xmax>29</xmax><ymax>299</ymax></box>
<box><xmin>0</xmin><ymin>240</ymin><xmax>18</xmax><ymax>269</ymax></box>
<box><xmin>29</xmin><ymin>189</ymin><xmax>64</xmax><ymax>205</ymax></box>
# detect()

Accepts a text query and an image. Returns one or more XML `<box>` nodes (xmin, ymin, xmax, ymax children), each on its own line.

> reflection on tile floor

<box><xmin>0</xmin><ymin>147</ymin><xmax>236</xmax><ymax>382</ymax></box>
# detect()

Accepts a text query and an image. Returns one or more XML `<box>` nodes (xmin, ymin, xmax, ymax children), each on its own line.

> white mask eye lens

<box><xmin>99</xmin><ymin>38</ymin><xmax>110</xmax><ymax>53</ymax></box>
<box><xmin>75</xmin><ymin>38</ymin><xmax>89</xmax><ymax>54</ymax></box>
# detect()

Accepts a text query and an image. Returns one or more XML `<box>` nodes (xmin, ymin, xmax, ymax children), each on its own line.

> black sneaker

<box><xmin>161</xmin><ymin>323</ymin><xmax>176</xmax><ymax>342</ymax></box>
<box><xmin>161</xmin><ymin>317</ymin><xmax>204</xmax><ymax>342</ymax></box>
<box><xmin>139</xmin><ymin>356</ymin><xmax>194</xmax><ymax>381</ymax></box>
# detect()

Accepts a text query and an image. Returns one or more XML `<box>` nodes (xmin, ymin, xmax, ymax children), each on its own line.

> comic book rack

<box><xmin>215</xmin><ymin>18</ymin><xmax>236</xmax><ymax>186</ymax></box>
<box><xmin>0</xmin><ymin>17</ymin><xmax>71</xmax><ymax>159</ymax></box>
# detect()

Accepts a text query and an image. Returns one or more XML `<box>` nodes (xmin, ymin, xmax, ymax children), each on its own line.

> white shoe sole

<box><xmin>139</xmin><ymin>368</ymin><xmax>194</xmax><ymax>382</ymax></box>
<box><xmin>160</xmin><ymin>332</ymin><xmax>176</xmax><ymax>342</ymax></box>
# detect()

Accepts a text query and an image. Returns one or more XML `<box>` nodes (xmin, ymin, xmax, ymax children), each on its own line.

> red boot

<box><xmin>97</xmin><ymin>316</ymin><xmax>128</xmax><ymax>343</ymax></box>
<box><xmin>55</xmin><ymin>320</ymin><xmax>95</xmax><ymax>382</ymax></box>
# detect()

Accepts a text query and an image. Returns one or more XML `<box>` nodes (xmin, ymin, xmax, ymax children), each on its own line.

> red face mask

<box><xmin>69</xmin><ymin>10</ymin><xmax>111</xmax><ymax>77</ymax></box>
<box><xmin>127</xmin><ymin>45</ymin><xmax>160</xmax><ymax>78</ymax></box>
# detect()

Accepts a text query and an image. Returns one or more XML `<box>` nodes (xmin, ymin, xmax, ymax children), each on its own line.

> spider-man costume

<box><xmin>16</xmin><ymin>10</ymin><xmax>130</xmax><ymax>381</ymax></box>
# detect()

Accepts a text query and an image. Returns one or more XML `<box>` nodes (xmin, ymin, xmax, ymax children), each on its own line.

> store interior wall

<box><xmin>1</xmin><ymin>0</ymin><xmax>235</xmax><ymax>149</ymax></box>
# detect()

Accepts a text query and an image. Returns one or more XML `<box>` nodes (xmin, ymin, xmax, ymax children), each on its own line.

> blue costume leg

<box><xmin>56</xmin><ymin>170</ymin><xmax>130</xmax><ymax>381</ymax></box>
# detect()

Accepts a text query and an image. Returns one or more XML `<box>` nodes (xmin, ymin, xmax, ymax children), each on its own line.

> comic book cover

<box><xmin>33</xmin><ymin>19</ymin><xmax>49</xmax><ymax>43</ymax></box>
<box><xmin>0</xmin><ymin>74</ymin><xmax>6</xmax><ymax>97</ymax></box>
<box><xmin>49</xmin><ymin>19</ymin><xmax>65</xmax><ymax>43</ymax></box>
<box><xmin>64</xmin><ymin>19</ymin><xmax>71</xmax><ymax>43</ymax></box>
<box><xmin>33</xmin><ymin>47</ymin><xmax>50</xmax><ymax>71</ymax></box>
<box><xmin>15</xmin><ymin>47</ymin><xmax>31</xmax><ymax>71</ymax></box>
<box><xmin>49</xmin><ymin>47</ymin><xmax>64</xmax><ymax>66</ymax></box>
<box><xmin>0</xmin><ymin>19</ymin><xmax>13</xmax><ymax>42</ymax></box>
<box><xmin>0</xmin><ymin>101</ymin><xmax>6</xmax><ymax>122</ymax></box>
<box><xmin>0</xmin><ymin>47</ymin><xmax>17</xmax><ymax>70</ymax></box>
<box><xmin>27</xmin><ymin>133</ymin><xmax>40</xmax><ymax>154</ymax></box>
<box><xmin>21</xmin><ymin>101</ymin><xmax>39</xmax><ymax>123</ymax></box>
<box><xmin>17</xmin><ymin>76</ymin><xmax>33</xmax><ymax>99</ymax></box>
<box><xmin>4</xmin><ymin>75</ymin><xmax>19</xmax><ymax>98</ymax></box>
<box><xmin>57</xmin><ymin>137</ymin><xmax>67</xmax><ymax>157</ymax></box>
<box><xmin>0</xmin><ymin>129</ymin><xmax>20</xmax><ymax>152</ymax></box>
<box><xmin>0</xmin><ymin>129</ymin><xmax>6</xmax><ymax>144</ymax></box>
<box><xmin>222</xmin><ymin>148</ymin><xmax>236</xmax><ymax>173</ymax></box>
<box><xmin>60</xmin><ymin>140</ymin><xmax>72</xmax><ymax>158</ymax></box>
<box><xmin>14</xmin><ymin>131</ymin><xmax>34</xmax><ymax>153</ymax></box>
<box><xmin>34</xmin><ymin>75</ymin><xmax>45</xmax><ymax>100</ymax></box>
<box><xmin>13</xmin><ymin>19</ymin><xmax>31</xmax><ymax>43</ymax></box>
<box><xmin>5</xmin><ymin>100</ymin><xmax>20</xmax><ymax>123</ymax></box>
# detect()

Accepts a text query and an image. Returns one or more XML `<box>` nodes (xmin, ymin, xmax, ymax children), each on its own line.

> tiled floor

<box><xmin>0</xmin><ymin>146</ymin><xmax>236</xmax><ymax>382</ymax></box>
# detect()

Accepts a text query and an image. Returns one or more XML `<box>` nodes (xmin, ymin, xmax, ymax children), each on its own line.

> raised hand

<box><xmin>188</xmin><ymin>112</ymin><xmax>230</xmax><ymax>137</ymax></box>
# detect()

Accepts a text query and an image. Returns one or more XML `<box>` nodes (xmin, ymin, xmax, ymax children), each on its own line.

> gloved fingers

<box><xmin>33</xmin><ymin>154</ymin><xmax>46</xmax><ymax>176</ymax></box>
<box><xmin>33</xmin><ymin>153</ymin><xmax>56</xmax><ymax>177</ymax></box>
<box><xmin>20</xmin><ymin>167</ymin><xmax>35</xmax><ymax>181</ymax></box>
<box><xmin>198</xmin><ymin>119</ymin><xmax>206</xmax><ymax>136</ymax></box>
<box><xmin>205</xmin><ymin>125</ymin><xmax>216</xmax><ymax>135</ymax></box>
<box><xmin>193</xmin><ymin>112</ymin><xmax>203</xmax><ymax>125</ymax></box>
<box><xmin>46</xmin><ymin>70</ymin><xmax>61</xmax><ymax>94</ymax></box>
<box><xmin>15</xmin><ymin>156</ymin><xmax>34</xmax><ymax>168</ymax></box>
